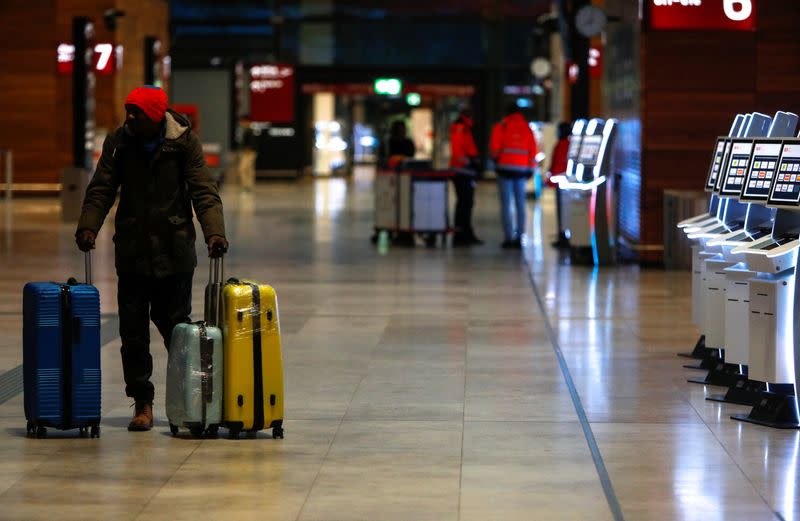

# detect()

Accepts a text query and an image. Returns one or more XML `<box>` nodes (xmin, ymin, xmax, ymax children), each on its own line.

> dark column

<box><xmin>567</xmin><ymin>0</ymin><xmax>590</xmax><ymax>119</ymax></box>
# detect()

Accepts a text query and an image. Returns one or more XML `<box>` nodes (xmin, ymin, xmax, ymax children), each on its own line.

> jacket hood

<box><xmin>164</xmin><ymin>109</ymin><xmax>191</xmax><ymax>141</ymax></box>
<box><xmin>118</xmin><ymin>109</ymin><xmax>191</xmax><ymax>146</ymax></box>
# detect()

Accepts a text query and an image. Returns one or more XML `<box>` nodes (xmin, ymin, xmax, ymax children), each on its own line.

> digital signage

<box><xmin>720</xmin><ymin>139</ymin><xmax>754</xmax><ymax>196</ymax></box>
<box><xmin>740</xmin><ymin>140</ymin><xmax>781</xmax><ymax>201</ymax></box>
<box><xmin>768</xmin><ymin>141</ymin><xmax>800</xmax><ymax>207</ymax></box>
<box><xmin>648</xmin><ymin>0</ymin><xmax>755</xmax><ymax>31</ymax></box>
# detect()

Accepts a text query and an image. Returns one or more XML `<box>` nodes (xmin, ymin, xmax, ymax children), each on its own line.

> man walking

<box><xmin>75</xmin><ymin>86</ymin><xmax>228</xmax><ymax>431</ymax></box>
<box><xmin>490</xmin><ymin>104</ymin><xmax>538</xmax><ymax>249</ymax></box>
<box><xmin>449</xmin><ymin>107</ymin><xmax>483</xmax><ymax>246</ymax></box>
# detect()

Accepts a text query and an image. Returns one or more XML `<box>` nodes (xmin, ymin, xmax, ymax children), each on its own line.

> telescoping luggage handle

<box><xmin>84</xmin><ymin>251</ymin><xmax>92</xmax><ymax>285</ymax></box>
<box><xmin>205</xmin><ymin>256</ymin><xmax>223</xmax><ymax>327</ymax></box>
<box><xmin>69</xmin><ymin>251</ymin><xmax>92</xmax><ymax>286</ymax></box>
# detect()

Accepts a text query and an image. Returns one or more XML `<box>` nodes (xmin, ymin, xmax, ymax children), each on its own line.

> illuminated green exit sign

<box><xmin>374</xmin><ymin>78</ymin><xmax>402</xmax><ymax>96</ymax></box>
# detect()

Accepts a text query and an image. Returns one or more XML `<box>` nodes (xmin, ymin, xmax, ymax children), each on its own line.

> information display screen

<box><xmin>720</xmin><ymin>140</ymin><xmax>754</xmax><ymax>196</ymax></box>
<box><xmin>567</xmin><ymin>135</ymin><xmax>582</xmax><ymax>161</ymax></box>
<box><xmin>705</xmin><ymin>138</ymin><xmax>728</xmax><ymax>192</ymax></box>
<box><xmin>713</xmin><ymin>140</ymin><xmax>735</xmax><ymax>194</ymax></box>
<box><xmin>578</xmin><ymin>135</ymin><xmax>602</xmax><ymax>166</ymax></box>
<box><xmin>768</xmin><ymin>141</ymin><xmax>800</xmax><ymax>207</ymax></box>
<box><xmin>740</xmin><ymin>140</ymin><xmax>782</xmax><ymax>202</ymax></box>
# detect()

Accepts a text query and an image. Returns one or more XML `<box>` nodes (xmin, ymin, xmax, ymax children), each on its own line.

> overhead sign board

<box><xmin>647</xmin><ymin>0</ymin><xmax>755</xmax><ymax>31</ymax></box>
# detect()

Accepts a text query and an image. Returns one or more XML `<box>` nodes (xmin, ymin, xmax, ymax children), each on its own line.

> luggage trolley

<box><xmin>374</xmin><ymin>159</ymin><xmax>453</xmax><ymax>247</ymax></box>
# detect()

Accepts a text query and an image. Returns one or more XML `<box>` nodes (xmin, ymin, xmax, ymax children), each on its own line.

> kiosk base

<box><xmin>706</xmin><ymin>378</ymin><xmax>766</xmax><ymax>406</ymax></box>
<box><xmin>731</xmin><ymin>384</ymin><xmax>800</xmax><ymax>429</ymax></box>
<box><xmin>677</xmin><ymin>335</ymin><xmax>720</xmax><ymax>361</ymax></box>
<box><xmin>569</xmin><ymin>246</ymin><xmax>595</xmax><ymax>265</ymax></box>
<box><xmin>687</xmin><ymin>361</ymin><xmax>746</xmax><ymax>387</ymax></box>
<box><xmin>683</xmin><ymin>348</ymin><xmax>724</xmax><ymax>371</ymax></box>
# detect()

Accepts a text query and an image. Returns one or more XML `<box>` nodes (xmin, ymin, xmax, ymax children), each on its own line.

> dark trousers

<box><xmin>452</xmin><ymin>173</ymin><xmax>476</xmax><ymax>236</ymax></box>
<box><xmin>118</xmin><ymin>272</ymin><xmax>194</xmax><ymax>403</ymax></box>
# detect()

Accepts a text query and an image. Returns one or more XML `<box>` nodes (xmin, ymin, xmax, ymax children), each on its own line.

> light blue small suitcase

<box><xmin>166</xmin><ymin>258</ymin><xmax>223</xmax><ymax>438</ymax></box>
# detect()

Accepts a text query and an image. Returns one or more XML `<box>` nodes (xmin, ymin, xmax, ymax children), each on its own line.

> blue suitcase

<box><xmin>23</xmin><ymin>253</ymin><xmax>101</xmax><ymax>438</ymax></box>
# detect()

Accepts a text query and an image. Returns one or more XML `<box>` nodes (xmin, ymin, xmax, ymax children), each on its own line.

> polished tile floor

<box><xmin>0</xmin><ymin>168</ymin><xmax>796</xmax><ymax>520</ymax></box>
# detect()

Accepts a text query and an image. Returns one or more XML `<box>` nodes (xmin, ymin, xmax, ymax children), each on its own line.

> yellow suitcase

<box><xmin>222</xmin><ymin>279</ymin><xmax>284</xmax><ymax>439</ymax></box>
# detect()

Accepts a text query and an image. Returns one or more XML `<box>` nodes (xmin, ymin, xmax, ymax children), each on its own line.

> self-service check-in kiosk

<box><xmin>676</xmin><ymin>114</ymin><xmax>747</xmax><ymax>362</ymax></box>
<box><xmin>556</xmin><ymin>118</ymin><xmax>618</xmax><ymax>265</ymax></box>
<box><xmin>701</xmin><ymin>113</ymin><xmax>798</xmax><ymax>405</ymax></box>
<box><xmin>729</xmin><ymin>136</ymin><xmax>800</xmax><ymax>428</ymax></box>
<box><xmin>552</xmin><ymin>120</ymin><xmax>587</xmax><ymax>247</ymax></box>
<box><xmin>685</xmin><ymin>113</ymin><xmax>796</xmax><ymax>400</ymax></box>
<box><xmin>684</xmin><ymin>115</ymin><xmax>773</xmax><ymax>381</ymax></box>
<box><xmin>677</xmin><ymin>110</ymin><xmax>800</xmax><ymax>428</ymax></box>
<box><xmin>678</xmin><ymin>113</ymin><xmax>770</xmax><ymax>373</ymax></box>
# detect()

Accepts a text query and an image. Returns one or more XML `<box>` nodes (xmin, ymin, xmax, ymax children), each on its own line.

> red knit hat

<box><xmin>125</xmin><ymin>86</ymin><xmax>167</xmax><ymax>123</ymax></box>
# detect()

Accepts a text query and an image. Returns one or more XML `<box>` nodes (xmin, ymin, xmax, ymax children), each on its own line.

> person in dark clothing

<box><xmin>550</xmin><ymin>121</ymin><xmax>572</xmax><ymax>248</ymax></box>
<box><xmin>385</xmin><ymin>120</ymin><xmax>416</xmax><ymax>165</ymax></box>
<box><xmin>75</xmin><ymin>86</ymin><xmax>228</xmax><ymax>432</ymax></box>
<box><xmin>449</xmin><ymin>107</ymin><xmax>483</xmax><ymax>246</ymax></box>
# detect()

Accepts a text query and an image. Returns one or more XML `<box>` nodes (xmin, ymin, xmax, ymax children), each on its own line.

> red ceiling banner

<box><xmin>647</xmin><ymin>0</ymin><xmax>755</xmax><ymax>31</ymax></box>
<box><xmin>249</xmin><ymin>64</ymin><xmax>295</xmax><ymax>123</ymax></box>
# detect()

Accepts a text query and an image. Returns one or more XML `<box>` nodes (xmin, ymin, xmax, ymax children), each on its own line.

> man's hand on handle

<box><xmin>76</xmin><ymin>229</ymin><xmax>97</xmax><ymax>252</ymax></box>
<box><xmin>207</xmin><ymin>235</ymin><xmax>229</xmax><ymax>258</ymax></box>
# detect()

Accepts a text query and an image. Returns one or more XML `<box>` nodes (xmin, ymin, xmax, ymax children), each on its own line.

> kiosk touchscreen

<box><xmin>578</xmin><ymin>135</ymin><xmax>601</xmax><ymax>161</ymax></box>
<box><xmin>719</xmin><ymin>139</ymin><xmax>755</xmax><ymax>197</ymax></box>
<box><xmin>706</xmin><ymin>138</ymin><xmax>731</xmax><ymax>192</ymax></box>
<box><xmin>563</xmin><ymin>119</ymin><xmax>587</xmax><ymax>182</ymax></box>
<box><xmin>767</xmin><ymin>142</ymin><xmax>800</xmax><ymax>206</ymax></box>
<box><xmin>739</xmin><ymin>140</ymin><xmax>783</xmax><ymax>202</ymax></box>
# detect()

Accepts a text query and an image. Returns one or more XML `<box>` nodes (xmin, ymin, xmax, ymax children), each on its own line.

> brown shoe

<box><xmin>128</xmin><ymin>402</ymin><xmax>154</xmax><ymax>431</ymax></box>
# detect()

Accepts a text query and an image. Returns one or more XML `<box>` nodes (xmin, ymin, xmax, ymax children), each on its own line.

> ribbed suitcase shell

<box><xmin>222</xmin><ymin>281</ymin><xmax>284</xmax><ymax>438</ymax></box>
<box><xmin>23</xmin><ymin>282</ymin><xmax>101</xmax><ymax>433</ymax></box>
<box><xmin>166</xmin><ymin>322</ymin><xmax>223</xmax><ymax>434</ymax></box>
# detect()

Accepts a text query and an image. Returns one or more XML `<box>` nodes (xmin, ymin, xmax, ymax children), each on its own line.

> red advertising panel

<box><xmin>648</xmin><ymin>0</ymin><xmax>755</xmax><ymax>31</ymax></box>
<box><xmin>249</xmin><ymin>64</ymin><xmax>295</xmax><ymax>123</ymax></box>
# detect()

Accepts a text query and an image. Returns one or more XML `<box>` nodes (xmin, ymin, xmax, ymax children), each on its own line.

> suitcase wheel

<box><xmin>91</xmin><ymin>425</ymin><xmax>100</xmax><ymax>439</ymax></box>
<box><xmin>79</xmin><ymin>427</ymin><xmax>88</xmax><ymax>438</ymax></box>
<box><xmin>35</xmin><ymin>426</ymin><xmax>47</xmax><ymax>439</ymax></box>
<box><xmin>189</xmin><ymin>426</ymin><xmax>205</xmax><ymax>439</ymax></box>
<box><xmin>169</xmin><ymin>424</ymin><xmax>179</xmax><ymax>437</ymax></box>
<box><xmin>227</xmin><ymin>427</ymin><xmax>241</xmax><ymax>440</ymax></box>
<box><xmin>26</xmin><ymin>421</ymin><xmax>34</xmax><ymax>437</ymax></box>
<box><xmin>205</xmin><ymin>425</ymin><xmax>219</xmax><ymax>439</ymax></box>
<box><xmin>272</xmin><ymin>426</ymin><xmax>284</xmax><ymax>439</ymax></box>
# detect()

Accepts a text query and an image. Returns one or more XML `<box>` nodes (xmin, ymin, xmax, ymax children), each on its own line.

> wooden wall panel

<box><xmin>643</xmin><ymin>91</ymin><xmax>755</xmax><ymax>151</ymax></box>
<box><xmin>643</xmin><ymin>32</ymin><xmax>756</xmax><ymax>93</ymax></box>
<box><xmin>115</xmin><ymin>0</ymin><xmax>171</xmax><ymax>118</ymax></box>
<box><xmin>0</xmin><ymin>1</ymin><xmax>59</xmax><ymax>184</ymax></box>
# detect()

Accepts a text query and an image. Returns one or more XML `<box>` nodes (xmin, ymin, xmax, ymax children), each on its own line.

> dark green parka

<box><xmin>77</xmin><ymin>110</ymin><xmax>226</xmax><ymax>278</ymax></box>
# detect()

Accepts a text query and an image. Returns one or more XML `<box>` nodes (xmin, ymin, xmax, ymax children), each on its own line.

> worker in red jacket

<box><xmin>449</xmin><ymin>107</ymin><xmax>483</xmax><ymax>246</ymax></box>
<box><xmin>490</xmin><ymin>104</ymin><xmax>538</xmax><ymax>249</ymax></box>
